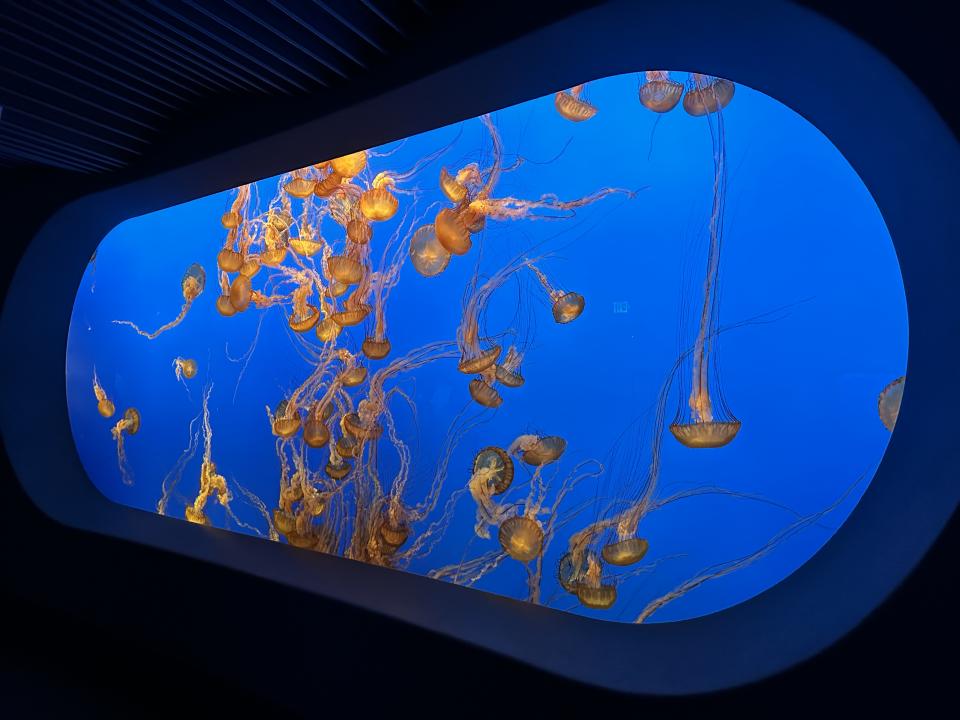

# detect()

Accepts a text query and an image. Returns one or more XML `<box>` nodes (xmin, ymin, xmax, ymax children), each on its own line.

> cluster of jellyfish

<box><xmin>92</xmin><ymin>70</ymin><xmax>905</xmax><ymax>622</ymax></box>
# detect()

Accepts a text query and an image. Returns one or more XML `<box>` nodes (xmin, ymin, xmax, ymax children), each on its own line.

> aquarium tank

<box><xmin>66</xmin><ymin>71</ymin><xmax>907</xmax><ymax>623</ymax></box>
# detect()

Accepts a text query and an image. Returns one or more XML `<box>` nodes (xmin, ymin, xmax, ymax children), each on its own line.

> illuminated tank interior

<box><xmin>65</xmin><ymin>70</ymin><xmax>907</xmax><ymax>624</ymax></box>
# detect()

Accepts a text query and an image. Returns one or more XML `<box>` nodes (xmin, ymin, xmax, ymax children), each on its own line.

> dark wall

<box><xmin>1</xmin><ymin>2</ymin><xmax>956</xmax><ymax>715</ymax></box>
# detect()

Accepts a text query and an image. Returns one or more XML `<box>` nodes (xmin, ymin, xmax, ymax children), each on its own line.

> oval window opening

<box><xmin>66</xmin><ymin>70</ymin><xmax>907</xmax><ymax>624</ymax></box>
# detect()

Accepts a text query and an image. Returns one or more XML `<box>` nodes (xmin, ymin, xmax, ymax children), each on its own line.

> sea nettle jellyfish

<box><xmin>218</xmin><ymin>184</ymin><xmax>251</xmax><ymax>272</ymax></box>
<box><xmin>554</xmin><ymin>84</ymin><xmax>598</xmax><ymax>122</ymax></box>
<box><xmin>92</xmin><ymin>369</ymin><xmax>115</xmax><ymax>418</ymax></box>
<box><xmin>528</xmin><ymin>261</ymin><xmax>585</xmax><ymax>323</ymax></box>
<box><xmin>878</xmin><ymin>376</ymin><xmax>906</xmax><ymax>431</ymax></box>
<box><xmin>670</xmin><ymin>84</ymin><xmax>741</xmax><ymax>449</ymax></box>
<box><xmin>408</xmin><ymin>224</ymin><xmax>451</xmax><ymax>278</ymax></box>
<box><xmin>184</xmin><ymin>385</ymin><xmax>234</xmax><ymax>526</ymax></box>
<box><xmin>111</xmin><ymin>407</ymin><xmax>140</xmax><ymax>486</ymax></box>
<box><xmin>114</xmin><ymin>263</ymin><xmax>206</xmax><ymax>339</ymax></box>
<box><xmin>173</xmin><ymin>357</ymin><xmax>198</xmax><ymax>381</ymax></box>
<box><xmin>363</xmin><ymin>211</ymin><xmax>415</xmax><ymax>360</ymax></box>
<box><xmin>509</xmin><ymin>434</ymin><xmax>567</xmax><ymax>466</ymax></box>
<box><xmin>284</xmin><ymin>168</ymin><xmax>317</xmax><ymax>199</ymax></box>
<box><xmin>683</xmin><ymin>73</ymin><xmax>736</xmax><ymax>116</ymax></box>
<box><xmin>639</xmin><ymin>70</ymin><xmax>685</xmax><ymax>113</ymax></box>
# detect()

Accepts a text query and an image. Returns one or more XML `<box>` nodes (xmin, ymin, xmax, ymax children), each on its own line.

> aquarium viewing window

<box><xmin>3</xmin><ymin>0</ymin><xmax>957</xmax><ymax>695</ymax></box>
<box><xmin>65</xmin><ymin>69</ymin><xmax>906</xmax><ymax>624</ymax></box>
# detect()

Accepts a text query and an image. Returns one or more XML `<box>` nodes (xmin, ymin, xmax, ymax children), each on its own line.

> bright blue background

<box><xmin>66</xmin><ymin>71</ymin><xmax>907</xmax><ymax>623</ymax></box>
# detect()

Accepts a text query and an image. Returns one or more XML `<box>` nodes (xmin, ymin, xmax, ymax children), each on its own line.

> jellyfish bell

<box><xmin>239</xmin><ymin>257</ymin><xmax>261</xmax><ymax>278</ymax></box>
<box><xmin>361</xmin><ymin>337</ymin><xmax>391</xmax><ymax>360</ymax></box>
<box><xmin>229</xmin><ymin>274</ymin><xmax>252</xmax><ymax>312</ymax></box>
<box><xmin>216</xmin><ymin>295</ymin><xmax>237</xmax><ymax>317</ymax></box>
<box><xmin>552</xmin><ymin>291</ymin><xmax>585</xmax><ymax>324</ymax></box>
<box><xmin>289</xmin><ymin>305</ymin><xmax>321</xmax><ymax>333</ymax></box>
<box><xmin>472</xmin><ymin>446</ymin><xmax>514</xmax><ymax>495</ymax></box>
<box><xmin>359</xmin><ymin>186</ymin><xmax>399</xmax><ymax>222</ymax></box>
<box><xmin>221</xmin><ymin>211</ymin><xmax>241</xmax><ymax>229</ymax></box>
<box><xmin>336</xmin><ymin>433</ymin><xmax>361</xmax><ymax>458</ymax></box>
<box><xmin>469</xmin><ymin>377</ymin><xmax>502</xmax><ymax>408</ymax></box>
<box><xmin>329</xmin><ymin>150</ymin><xmax>367</xmax><ymax>178</ymax></box>
<box><xmin>494</xmin><ymin>364</ymin><xmax>524</xmax><ymax>388</ymax></box>
<box><xmin>331</xmin><ymin>303</ymin><xmax>372</xmax><ymax>327</ymax></box>
<box><xmin>181</xmin><ymin>263</ymin><xmax>206</xmax><ymax>301</ymax></box>
<box><xmin>217</xmin><ymin>248</ymin><xmax>244</xmax><ymax>273</ymax></box>
<box><xmin>97</xmin><ymin>398</ymin><xmax>116</xmax><ymax>418</ymax></box>
<box><xmin>577</xmin><ymin>584</ymin><xmax>617</xmax><ymax>610</ymax></box>
<box><xmin>409</xmin><ymin>224</ymin><xmax>451</xmax><ymax>278</ymax></box>
<box><xmin>316</xmin><ymin>317</ymin><xmax>342</xmax><ymax>343</ymax></box>
<box><xmin>122</xmin><ymin>407</ymin><xmax>141</xmax><ymax>435</ymax></box>
<box><xmin>379</xmin><ymin>509</ymin><xmax>410</xmax><ymax>550</ymax></box>
<box><xmin>878</xmin><ymin>376</ymin><xmax>906</xmax><ymax>431</ymax></box>
<box><xmin>303</xmin><ymin>417</ymin><xmax>331</xmax><ymax>449</ymax></box>
<box><xmin>176</xmin><ymin>357</ymin><xmax>198</xmax><ymax>380</ymax></box>
<box><xmin>327</xmin><ymin>255</ymin><xmax>364</xmax><ymax>285</ymax></box>
<box><xmin>517</xmin><ymin>435</ymin><xmax>566</xmax><ymax>466</ymax></box>
<box><xmin>457</xmin><ymin>344</ymin><xmax>501</xmax><ymax>374</ymax></box>
<box><xmin>498</xmin><ymin>515</ymin><xmax>544</xmax><ymax>563</ymax></box>
<box><xmin>185</xmin><ymin>507</ymin><xmax>210</xmax><ymax>526</ymax></box>
<box><xmin>459</xmin><ymin>204</ymin><xmax>486</xmax><ymax>234</ymax></box>
<box><xmin>342</xmin><ymin>412</ymin><xmax>383</xmax><ymax>440</ymax></box>
<box><xmin>325</xmin><ymin>458</ymin><xmax>351</xmax><ymax>480</ymax></box>
<box><xmin>272</xmin><ymin>509</ymin><xmax>297</xmax><ymax>536</ymax></box>
<box><xmin>557</xmin><ymin>550</ymin><xmax>598</xmax><ymax>594</ymax></box>
<box><xmin>272</xmin><ymin>400</ymin><xmax>301</xmax><ymax>439</ymax></box>
<box><xmin>289</xmin><ymin>237</ymin><xmax>323</xmax><ymax>257</ymax></box>
<box><xmin>639</xmin><ymin>70</ymin><xmax>685</xmax><ymax>113</ymax></box>
<box><xmin>340</xmin><ymin>366</ymin><xmax>368</xmax><ymax>387</ymax></box>
<box><xmin>601</xmin><ymin>537</ymin><xmax>649</xmax><ymax>566</ymax></box>
<box><xmin>259</xmin><ymin>245</ymin><xmax>288</xmax><ymax>268</ymax></box>
<box><xmin>326</xmin><ymin>279</ymin><xmax>350</xmax><ymax>298</ymax></box>
<box><xmin>284</xmin><ymin>176</ymin><xmax>316</xmax><ymax>199</ymax></box>
<box><xmin>434</xmin><ymin>208</ymin><xmax>471</xmax><ymax>256</ymax></box>
<box><xmin>554</xmin><ymin>87</ymin><xmax>598</xmax><ymax>122</ymax></box>
<box><xmin>683</xmin><ymin>75</ymin><xmax>735</xmax><ymax>116</ymax></box>
<box><xmin>347</xmin><ymin>218</ymin><xmax>373</xmax><ymax>245</ymax></box>
<box><xmin>314</xmin><ymin>172</ymin><xmax>343</xmax><ymax>198</ymax></box>
<box><xmin>439</xmin><ymin>167</ymin><xmax>467</xmax><ymax>203</ymax></box>
<box><xmin>669</xmin><ymin>420</ymin><xmax>741</xmax><ymax>449</ymax></box>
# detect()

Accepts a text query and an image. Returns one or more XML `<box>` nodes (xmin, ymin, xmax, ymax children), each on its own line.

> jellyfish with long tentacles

<box><xmin>114</xmin><ymin>263</ymin><xmax>206</xmax><ymax>339</ymax></box>
<box><xmin>183</xmin><ymin>384</ymin><xmax>234</xmax><ymax>526</ymax></box>
<box><xmin>670</xmin><ymin>84</ymin><xmax>740</xmax><ymax>449</ymax></box>
<box><xmin>92</xmin><ymin>368</ymin><xmax>115</xmax><ymax>419</ymax></box>
<box><xmin>554</xmin><ymin>84</ymin><xmax>598</xmax><ymax>122</ymax></box>
<box><xmin>683</xmin><ymin>73</ymin><xmax>735</xmax><ymax>116</ymax></box>
<box><xmin>639</xmin><ymin>71</ymin><xmax>685</xmax><ymax>113</ymax></box>
<box><xmin>878</xmin><ymin>376</ymin><xmax>905</xmax><ymax>431</ymax></box>
<box><xmin>173</xmin><ymin>357</ymin><xmax>198</xmax><ymax>381</ymax></box>
<box><xmin>218</xmin><ymin>184</ymin><xmax>252</xmax><ymax>272</ymax></box>
<box><xmin>111</xmin><ymin>407</ymin><xmax>140</xmax><ymax>486</ymax></box>
<box><xmin>408</xmin><ymin>223</ymin><xmax>451</xmax><ymax>278</ymax></box>
<box><xmin>528</xmin><ymin>261</ymin><xmax>585</xmax><ymax>324</ymax></box>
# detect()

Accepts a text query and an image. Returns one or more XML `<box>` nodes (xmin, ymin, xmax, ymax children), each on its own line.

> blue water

<box><xmin>66</xmin><ymin>72</ymin><xmax>907</xmax><ymax>623</ymax></box>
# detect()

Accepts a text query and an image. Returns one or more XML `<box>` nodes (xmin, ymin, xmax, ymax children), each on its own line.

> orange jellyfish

<box><xmin>683</xmin><ymin>73</ymin><xmax>735</xmax><ymax>116</ymax></box>
<box><xmin>362</xmin><ymin>216</ymin><xmax>411</xmax><ymax>360</ymax></box>
<box><xmin>331</xmin><ymin>289</ymin><xmax>372</xmax><ymax>328</ymax></box>
<box><xmin>228</xmin><ymin>273</ymin><xmax>253</xmax><ymax>313</ymax></box>
<box><xmin>114</xmin><ymin>263</ymin><xmax>205</xmax><ymax>339</ymax></box>
<box><xmin>92</xmin><ymin>369</ymin><xmax>115</xmax><ymax>419</ymax></box>
<box><xmin>878</xmin><ymin>376</ymin><xmax>905</xmax><ymax>431</ymax></box>
<box><xmin>494</xmin><ymin>346</ymin><xmax>526</xmax><ymax>388</ymax></box>
<box><xmin>554</xmin><ymin>84</ymin><xmax>598</xmax><ymax>122</ymax></box>
<box><xmin>639</xmin><ymin>70</ymin><xmax>685</xmax><ymax>113</ymax></box>
<box><xmin>509</xmin><ymin>434</ymin><xmax>566</xmax><ymax>466</ymax></box>
<box><xmin>218</xmin><ymin>184</ymin><xmax>251</xmax><ymax>271</ymax></box>
<box><xmin>271</xmin><ymin>399</ymin><xmax>301</xmax><ymax>439</ymax></box>
<box><xmin>329</xmin><ymin>150</ymin><xmax>367</xmax><ymax>178</ymax></box>
<box><xmin>528</xmin><ymin>261</ymin><xmax>585</xmax><ymax>323</ymax></box>
<box><xmin>284</xmin><ymin>168</ymin><xmax>316</xmax><ymax>199</ymax></box>
<box><xmin>439</xmin><ymin>167</ymin><xmax>468</xmax><ymax>203</ymax></box>
<box><xmin>468</xmin><ymin>376</ymin><xmax>502</xmax><ymax>408</ymax></box>
<box><xmin>314</xmin><ymin>167</ymin><xmax>344</xmax><ymax>198</ymax></box>
<box><xmin>434</xmin><ymin>207</ymin><xmax>472</xmax><ymax>256</ymax></box>
<box><xmin>303</xmin><ymin>403</ymin><xmax>333</xmax><ymax>448</ymax></box>
<box><xmin>575</xmin><ymin>553</ymin><xmax>617</xmax><ymax>609</ymax></box>
<box><xmin>408</xmin><ymin>224</ymin><xmax>451</xmax><ymax>278</ymax></box>
<box><xmin>601</xmin><ymin>536</ymin><xmax>649</xmax><ymax>566</ymax></box>
<box><xmin>185</xmin><ymin>386</ymin><xmax>233</xmax><ymax>526</ymax></box>
<box><xmin>498</xmin><ymin>514</ymin><xmax>544</xmax><ymax>563</ymax></box>
<box><xmin>670</xmin><ymin>86</ymin><xmax>740</xmax><ymax>448</ymax></box>
<box><xmin>288</xmin><ymin>280</ymin><xmax>320</xmax><ymax>333</ymax></box>
<box><xmin>111</xmin><ymin>407</ymin><xmax>140</xmax><ymax>486</ymax></box>
<box><xmin>359</xmin><ymin>173</ymin><xmax>400</xmax><ymax>222</ymax></box>
<box><xmin>316</xmin><ymin>316</ymin><xmax>342</xmax><ymax>343</ymax></box>
<box><xmin>289</xmin><ymin>223</ymin><xmax>324</xmax><ymax>257</ymax></box>
<box><xmin>173</xmin><ymin>357</ymin><xmax>198</xmax><ymax>381</ymax></box>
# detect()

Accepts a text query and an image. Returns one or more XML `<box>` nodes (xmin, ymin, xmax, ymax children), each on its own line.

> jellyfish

<box><xmin>439</xmin><ymin>167</ymin><xmax>468</xmax><ymax>203</ymax></box>
<box><xmin>329</xmin><ymin>150</ymin><xmax>367</xmax><ymax>178</ymax></box>
<box><xmin>173</xmin><ymin>357</ymin><xmax>198</xmax><ymax>381</ymax></box>
<box><xmin>498</xmin><ymin>515</ymin><xmax>544</xmax><ymax>563</ymax></box>
<box><xmin>284</xmin><ymin>168</ymin><xmax>316</xmax><ymax>199</ymax></box>
<box><xmin>670</xmin><ymin>86</ymin><xmax>740</xmax><ymax>449</ymax></box>
<box><xmin>288</xmin><ymin>280</ymin><xmax>320</xmax><ymax>333</ymax></box>
<box><xmin>509</xmin><ymin>434</ymin><xmax>566</xmax><ymax>466</ymax></box>
<box><xmin>878</xmin><ymin>376</ymin><xmax>905</xmax><ymax>431</ymax></box>
<box><xmin>228</xmin><ymin>273</ymin><xmax>253</xmax><ymax>313</ymax></box>
<box><xmin>639</xmin><ymin>70</ymin><xmax>685</xmax><ymax>113</ymax></box>
<box><xmin>434</xmin><ymin>207</ymin><xmax>472</xmax><ymax>256</ymax></box>
<box><xmin>682</xmin><ymin>73</ymin><xmax>735</xmax><ymax>116</ymax></box>
<box><xmin>184</xmin><ymin>385</ymin><xmax>233</xmax><ymax>527</ymax></box>
<box><xmin>494</xmin><ymin>346</ymin><xmax>526</xmax><ymax>388</ymax></box>
<box><xmin>92</xmin><ymin>369</ymin><xmax>115</xmax><ymax>419</ymax></box>
<box><xmin>111</xmin><ymin>407</ymin><xmax>140</xmax><ymax>486</ymax></box>
<box><xmin>528</xmin><ymin>262</ymin><xmax>585</xmax><ymax>324</ymax></box>
<box><xmin>114</xmin><ymin>263</ymin><xmax>205</xmax><ymax>339</ymax></box>
<box><xmin>289</xmin><ymin>224</ymin><xmax>324</xmax><ymax>257</ymax></box>
<box><xmin>408</xmin><ymin>224</ymin><xmax>451</xmax><ymax>278</ymax></box>
<box><xmin>218</xmin><ymin>184</ymin><xmax>252</xmax><ymax>271</ymax></box>
<box><xmin>303</xmin><ymin>403</ymin><xmax>333</xmax><ymax>448</ymax></box>
<box><xmin>359</xmin><ymin>173</ymin><xmax>400</xmax><ymax>222</ymax></box>
<box><xmin>575</xmin><ymin>553</ymin><xmax>617</xmax><ymax>609</ymax></box>
<box><xmin>314</xmin><ymin>168</ymin><xmax>344</xmax><ymax>198</ymax></box>
<box><xmin>468</xmin><ymin>446</ymin><xmax>516</xmax><ymax>537</ymax></box>
<box><xmin>554</xmin><ymin>84</ymin><xmax>598</xmax><ymax>122</ymax></box>
<box><xmin>271</xmin><ymin>398</ymin><xmax>301</xmax><ymax>439</ymax></box>
<box><xmin>363</xmin><ymin>211</ymin><xmax>415</xmax><ymax>361</ymax></box>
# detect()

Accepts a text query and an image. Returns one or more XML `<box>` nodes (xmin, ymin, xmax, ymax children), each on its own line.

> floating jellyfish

<box><xmin>554</xmin><ymin>84</ymin><xmax>598</xmax><ymax>122</ymax></box>
<box><xmin>439</xmin><ymin>167</ymin><xmax>468</xmax><ymax>203</ymax></box>
<box><xmin>173</xmin><ymin>357</ymin><xmax>198</xmax><ymax>381</ymax></box>
<box><xmin>331</xmin><ymin>291</ymin><xmax>372</xmax><ymax>327</ymax></box>
<box><xmin>284</xmin><ymin>169</ymin><xmax>316</xmax><ymax>199</ymax></box>
<box><xmin>217</xmin><ymin>248</ymin><xmax>244</xmax><ymax>273</ymax></box>
<box><xmin>601</xmin><ymin>536</ymin><xmax>649</xmax><ymax>566</ymax></box>
<box><xmin>639</xmin><ymin>70</ymin><xmax>685</xmax><ymax>113</ymax></box>
<box><xmin>114</xmin><ymin>263</ymin><xmax>205</xmax><ymax>339</ymax></box>
<box><xmin>878</xmin><ymin>376</ymin><xmax>905</xmax><ymax>431</ymax></box>
<box><xmin>683</xmin><ymin>73</ymin><xmax>735</xmax><ymax>116</ymax></box>
<box><xmin>670</xmin><ymin>87</ymin><xmax>740</xmax><ymax>448</ymax></box>
<box><xmin>575</xmin><ymin>553</ymin><xmax>616</xmax><ymax>609</ymax></box>
<box><xmin>327</xmin><ymin>255</ymin><xmax>364</xmax><ymax>285</ymax></box>
<box><xmin>434</xmin><ymin>207</ymin><xmax>472</xmax><ymax>256</ymax></box>
<box><xmin>359</xmin><ymin>174</ymin><xmax>400</xmax><ymax>222</ymax></box>
<box><xmin>557</xmin><ymin>549</ymin><xmax>599</xmax><ymax>594</ymax></box>
<box><xmin>363</xmin><ymin>214</ymin><xmax>413</xmax><ymax>361</ymax></box>
<box><xmin>498</xmin><ymin>515</ymin><xmax>544</xmax><ymax>563</ymax></box>
<box><xmin>314</xmin><ymin>169</ymin><xmax>344</xmax><ymax>198</ymax></box>
<box><xmin>229</xmin><ymin>273</ymin><xmax>252</xmax><ymax>313</ymax></box>
<box><xmin>340</xmin><ymin>364</ymin><xmax>368</xmax><ymax>387</ymax></box>
<box><xmin>316</xmin><ymin>316</ymin><xmax>342</xmax><ymax>343</ymax></box>
<box><xmin>473</xmin><ymin>446</ymin><xmax>514</xmax><ymax>495</ymax></box>
<box><xmin>92</xmin><ymin>369</ymin><xmax>115</xmax><ymax>419</ymax></box>
<box><xmin>289</xmin><ymin>225</ymin><xmax>324</xmax><ymax>257</ymax></box>
<box><xmin>329</xmin><ymin>150</ymin><xmax>367</xmax><ymax>178</ymax></box>
<box><xmin>185</xmin><ymin>386</ymin><xmax>233</xmax><ymax>527</ymax></box>
<box><xmin>408</xmin><ymin>224</ymin><xmax>450</xmax><ymax>278</ymax></box>
<box><xmin>494</xmin><ymin>346</ymin><xmax>526</xmax><ymax>388</ymax></box>
<box><xmin>468</xmin><ymin>377</ymin><xmax>502</xmax><ymax>408</ymax></box>
<box><xmin>271</xmin><ymin>399</ymin><xmax>301</xmax><ymax>439</ymax></box>
<box><xmin>111</xmin><ymin>408</ymin><xmax>140</xmax><ymax>486</ymax></box>
<box><xmin>509</xmin><ymin>434</ymin><xmax>566</xmax><ymax>466</ymax></box>
<box><xmin>288</xmin><ymin>281</ymin><xmax>320</xmax><ymax>333</ymax></box>
<box><xmin>303</xmin><ymin>403</ymin><xmax>333</xmax><ymax>448</ymax></box>
<box><xmin>528</xmin><ymin>262</ymin><xmax>585</xmax><ymax>323</ymax></box>
<box><xmin>325</xmin><ymin>456</ymin><xmax>351</xmax><ymax>480</ymax></box>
